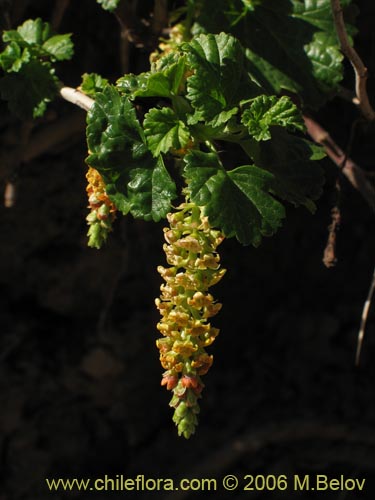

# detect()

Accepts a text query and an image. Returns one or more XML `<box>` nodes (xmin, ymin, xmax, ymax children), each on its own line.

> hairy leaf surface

<box><xmin>244</xmin><ymin>128</ymin><xmax>325</xmax><ymax>211</ymax></box>
<box><xmin>0</xmin><ymin>61</ymin><xmax>57</xmax><ymax>118</ymax></box>
<box><xmin>241</xmin><ymin>95</ymin><xmax>305</xmax><ymax>141</ymax></box>
<box><xmin>86</xmin><ymin>86</ymin><xmax>176</xmax><ymax>220</ymax></box>
<box><xmin>184</xmin><ymin>150</ymin><xmax>285</xmax><ymax>245</ymax></box>
<box><xmin>117</xmin><ymin>56</ymin><xmax>187</xmax><ymax>99</ymax></box>
<box><xmin>0</xmin><ymin>18</ymin><xmax>73</xmax><ymax>117</ymax></box>
<box><xmin>194</xmin><ymin>0</ymin><xmax>355</xmax><ymax>108</ymax></box>
<box><xmin>81</xmin><ymin>73</ymin><xmax>109</xmax><ymax>97</ymax></box>
<box><xmin>144</xmin><ymin>107</ymin><xmax>191</xmax><ymax>156</ymax></box>
<box><xmin>182</xmin><ymin>33</ymin><xmax>258</xmax><ymax>126</ymax></box>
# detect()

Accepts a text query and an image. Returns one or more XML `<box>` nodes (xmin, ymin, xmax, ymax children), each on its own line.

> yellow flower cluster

<box><xmin>156</xmin><ymin>199</ymin><xmax>225</xmax><ymax>438</ymax></box>
<box><xmin>86</xmin><ymin>166</ymin><xmax>116</xmax><ymax>249</ymax></box>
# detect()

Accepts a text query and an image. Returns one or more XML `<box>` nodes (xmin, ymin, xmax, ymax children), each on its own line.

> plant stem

<box><xmin>59</xmin><ymin>86</ymin><xmax>94</xmax><ymax>112</ymax></box>
<box><xmin>303</xmin><ymin>115</ymin><xmax>375</xmax><ymax>212</ymax></box>
<box><xmin>356</xmin><ymin>265</ymin><xmax>375</xmax><ymax>366</ymax></box>
<box><xmin>331</xmin><ymin>0</ymin><xmax>375</xmax><ymax>121</ymax></box>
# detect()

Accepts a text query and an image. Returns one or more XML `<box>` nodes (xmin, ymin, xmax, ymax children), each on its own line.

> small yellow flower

<box><xmin>173</xmin><ymin>339</ymin><xmax>198</xmax><ymax>357</ymax></box>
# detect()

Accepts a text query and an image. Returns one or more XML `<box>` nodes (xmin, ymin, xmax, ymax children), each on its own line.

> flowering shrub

<box><xmin>1</xmin><ymin>0</ymin><xmax>371</xmax><ymax>437</ymax></box>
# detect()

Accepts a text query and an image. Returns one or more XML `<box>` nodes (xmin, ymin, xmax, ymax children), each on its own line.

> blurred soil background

<box><xmin>0</xmin><ymin>1</ymin><xmax>374</xmax><ymax>498</ymax></box>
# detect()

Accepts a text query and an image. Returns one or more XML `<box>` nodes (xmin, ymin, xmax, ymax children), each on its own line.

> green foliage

<box><xmin>144</xmin><ymin>107</ymin><xmax>191</xmax><ymax>156</ymax></box>
<box><xmin>192</xmin><ymin>0</ymin><xmax>355</xmax><ymax>108</ymax></box>
<box><xmin>182</xmin><ymin>32</ymin><xmax>258</xmax><ymax>126</ymax></box>
<box><xmin>184</xmin><ymin>150</ymin><xmax>285</xmax><ymax>246</ymax></box>
<box><xmin>96</xmin><ymin>0</ymin><xmax>120</xmax><ymax>12</ymax></box>
<box><xmin>80</xmin><ymin>73</ymin><xmax>109</xmax><ymax>97</ymax></box>
<box><xmin>0</xmin><ymin>18</ymin><xmax>73</xmax><ymax>118</ymax></box>
<box><xmin>1</xmin><ymin>9</ymin><xmax>342</xmax><ymax>244</ymax></box>
<box><xmin>0</xmin><ymin>60</ymin><xmax>57</xmax><ymax>117</ymax></box>
<box><xmin>241</xmin><ymin>95</ymin><xmax>305</xmax><ymax>141</ymax></box>
<box><xmin>245</xmin><ymin>128</ymin><xmax>325</xmax><ymax>212</ymax></box>
<box><xmin>86</xmin><ymin>86</ymin><xmax>177</xmax><ymax>221</ymax></box>
<box><xmin>117</xmin><ymin>55</ymin><xmax>188</xmax><ymax>98</ymax></box>
<box><xmin>0</xmin><ymin>2</ymin><xmax>360</xmax><ymax>439</ymax></box>
<box><xmin>84</xmin><ymin>32</ymin><xmax>325</xmax><ymax>244</ymax></box>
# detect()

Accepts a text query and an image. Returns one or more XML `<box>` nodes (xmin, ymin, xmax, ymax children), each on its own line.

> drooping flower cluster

<box><xmin>86</xmin><ymin>166</ymin><xmax>116</xmax><ymax>249</ymax></box>
<box><xmin>156</xmin><ymin>199</ymin><xmax>226</xmax><ymax>438</ymax></box>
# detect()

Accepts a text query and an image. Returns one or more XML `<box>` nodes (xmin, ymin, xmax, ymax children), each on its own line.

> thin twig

<box><xmin>322</xmin><ymin>117</ymin><xmax>362</xmax><ymax>267</ymax></box>
<box><xmin>303</xmin><ymin>115</ymin><xmax>375</xmax><ymax>212</ymax></box>
<box><xmin>331</xmin><ymin>0</ymin><xmax>375</xmax><ymax>121</ymax></box>
<box><xmin>4</xmin><ymin>181</ymin><xmax>16</xmax><ymax>208</ymax></box>
<box><xmin>59</xmin><ymin>87</ymin><xmax>95</xmax><ymax>112</ymax></box>
<box><xmin>337</xmin><ymin>85</ymin><xmax>360</xmax><ymax>107</ymax></box>
<box><xmin>323</xmin><ymin>201</ymin><xmax>341</xmax><ymax>268</ymax></box>
<box><xmin>356</xmin><ymin>265</ymin><xmax>375</xmax><ymax>366</ymax></box>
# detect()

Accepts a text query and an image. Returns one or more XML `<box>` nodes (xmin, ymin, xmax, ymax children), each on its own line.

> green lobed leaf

<box><xmin>243</xmin><ymin>127</ymin><xmax>325</xmax><ymax>211</ymax></box>
<box><xmin>3</xmin><ymin>18</ymin><xmax>51</xmax><ymax>45</ymax></box>
<box><xmin>96</xmin><ymin>0</ymin><xmax>120</xmax><ymax>11</ymax></box>
<box><xmin>0</xmin><ymin>18</ymin><xmax>74</xmax><ymax>117</ymax></box>
<box><xmin>184</xmin><ymin>150</ymin><xmax>285</xmax><ymax>246</ymax></box>
<box><xmin>86</xmin><ymin>85</ymin><xmax>148</xmax><ymax>172</ymax></box>
<box><xmin>1</xmin><ymin>18</ymin><xmax>74</xmax><ymax>65</ymax></box>
<box><xmin>80</xmin><ymin>73</ymin><xmax>109</xmax><ymax>97</ymax></box>
<box><xmin>241</xmin><ymin>95</ymin><xmax>305</xmax><ymax>141</ymax></box>
<box><xmin>0</xmin><ymin>42</ymin><xmax>30</xmax><ymax>72</ymax></box>
<box><xmin>144</xmin><ymin>107</ymin><xmax>191</xmax><ymax>157</ymax></box>
<box><xmin>116</xmin><ymin>73</ymin><xmax>151</xmax><ymax>97</ymax></box>
<box><xmin>86</xmin><ymin>86</ymin><xmax>177</xmax><ymax>221</ymax></box>
<box><xmin>117</xmin><ymin>56</ymin><xmax>188</xmax><ymax>99</ymax></box>
<box><xmin>182</xmin><ymin>32</ymin><xmax>259</xmax><ymax>126</ymax></box>
<box><xmin>127</xmin><ymin>157</ymin><xmax>177</xmax><ymax>221</ymax></box>
<box><xmin>42</xmin><ymin>34</ymin><xmax>74</xmax><ymax>61</ymax></box>
<box><xmin>0</xmin><ymin>60</ymin><xmax>57</xmax><ymax>118</ymax></box>
<box><xmin>193</xmin><ymin>0</ymin><xmax>355</xmax><ymax>108</ymax></box>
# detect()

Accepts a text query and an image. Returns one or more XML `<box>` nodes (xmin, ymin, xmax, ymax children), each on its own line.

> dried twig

<box><xmin>356</xmin><ymin>265</ymin><xmax>375</xmax><ymax>366</ymax></box>
<box><xmin>323</xmin><ymin>203</ymin><xmax>341</xmax><ymax>268</ymax></box>
<box><xmin>331</xmin><ymin>0</ymin><xmax>375</xmax><ymax>121</ymax></box>
<box><xmin>303</xmin><ymin>115</ymin><xmax>375</xmax><ymax>212</ymax></box>
<box><xmin>4</xmin><ymin>181</ymin><xmax>16</xmax><ymax>208</ymax></box>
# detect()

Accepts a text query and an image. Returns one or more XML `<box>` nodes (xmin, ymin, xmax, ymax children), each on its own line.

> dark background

<box><xmin>0</xmin><ymin>1</ymin><xmax>374</xmax><ymax>498</ymax></box>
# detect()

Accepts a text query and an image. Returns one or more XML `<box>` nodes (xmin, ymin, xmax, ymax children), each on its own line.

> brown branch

<box><xmin>4</xmin><ymin>181</ymin><xmax>16</xmax><ymax>208</ymax></box>
<box><xmin>323</xmin><ymin>203</ymin><xmax>341</xmax><ymax>268</ymax></box>
<box><xmin>337</xmin><ymin>85</ymin><xmax>360</xmax><ymax>106</ymax></box>
<box><xmin>303</xmin><ymin>115</ymin><xmax>375</xmax><ymax>212</ymax></box>
<box><xmin>331</xmin><ymin>0</ymin><xmax>375</xmax><ymax>121</ymax></box>
<box><xmin>356</xmin><ymin>265</ymin><xmax>375</xmax><ymax>366</ymax></box>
